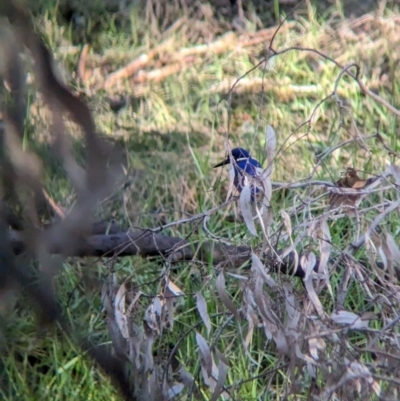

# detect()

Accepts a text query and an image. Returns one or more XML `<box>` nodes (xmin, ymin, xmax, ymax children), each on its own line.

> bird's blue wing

<box><xmin>235</xmin><ymin>158</ymin><xmax>262</xmax><ymax>199</ymax></box>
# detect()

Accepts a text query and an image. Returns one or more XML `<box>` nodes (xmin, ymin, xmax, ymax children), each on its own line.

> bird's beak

<box><xmin>213</xmin><ymin>157</ymin><xmax>230</xmax><ymax>168</ymax></box>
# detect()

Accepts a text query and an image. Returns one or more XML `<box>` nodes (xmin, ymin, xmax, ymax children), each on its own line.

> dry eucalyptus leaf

<box><xmin>196</xmin><ymin>331</ymin><xmax>213</xmax><ymax>379</ymax></box>
<box><xmin>389</xmin><ymin>163</ymin><xmax>400</xmax><ymax>186</ymax></box>
<box><xmin>144</xmin><ymin>296</ymin><xmax>163</xmax><ymax>334</ymax></box>
<box><xmin>283</xmin><ymin>282</ymin><xmax>300</xmax><ymax>331</ymax></box>
<box><xmin>308</xmin><ymin>337</ymin><xmax>326</xmax><ymax>361</ymax></box>
<box><xmin>165</xmin><ymin>383</ymin><xmax>184</xmax><ymax>400</ymax></box>
<box><xmin>215</xmin><ymin>347</ymin><xmax>230</xmax><ymax>368</ymax></box>
<box><xmin>164</xmin><ymin>279</ymin><xmax>184</xmax><ymax>330</ymax></box>
<box><xmin>210</xmin><ymin>354</ymin><xmax>229</xmax><ymax>401</ymax></box>
<box><xmin>216</xmin><ymin>271</ymin><xmax>241</xmax><ymax>321</ymax></box>
<box><xmin>386</xmin><ymin>233</ymin><xmax>400</xmax><ymax>261</ymax></box>
<box><xmin>274</xmin><ymin>330</ymin><xmax>289</xmax><ymax>355</ymax></box>
<box><xmin>243</xmin><ymin>288</ymin><xmax>258</xmax><ymax>353</ymax></box>
<box><xmin>239</xmin><ymin>185</ymin><xmax>257</xmax><ymax>236</ymax></box>
<box><xmin>251</xmin><ymin>252</ymin><xmax>277</xmax><ymax>287</ymax></box>
<box><xmin>166</xmin><ymin>279</ymin><xmax>184</xmax><ymax>296</ymax></box>
<box><xmin>318</xmin><ymin>217</ymin><xmax>331</xmax><ymax>274</ymax></box>
<box><xmin>330</xmin><ymin>310</ymin><xmax>370</xmax><ymax>329</ymax></box>
<box><xmin>143</xmin><ymin>327</ymin><xmax>155</xmax><ymax>373</ymax></box>
<box><xmin>179</xmin><ymin>367</ymin><xmax>201</xmax><ymax>398</ymax></box>
<box><xmin>281</xmin><ymin>210</ymin><xmax>292</xmax><ymax>238</ymax></box>
<box><xmin>302</xmin><ymin>253</ymin><xmax>325</xmax><ymax>318</ymax></box>
<box><xmin>301</xmin><ymin>252</ymin><xmax>317</xmax><ymax>282</ymax></box>
<box><xmin>347</xmin><ymin>361</ymin><xmax>380</xmax><ymax>396</ymax></box>
<box><xmin>196</xmin><ymin>291</ymin><xmax>212</xmax><ymax>336</ymax></box>
<box><xmin>378</xmin><ymin>245</ymin><xmax>388</xmax><ymax>271</ymax></box>
<box><xmin>114</xmin><ymin>283</ymin><xmax>129</xmax><ymax>339</ymax></box>
<box><xmin>303</xmin><ymin>279</ymin><xmax>325</xmax><ymax>318</ymax></box>
<box><xmin>253</xmin><ymin>279</ymin><xmax>279</xmax><ymax>341</ymax></box>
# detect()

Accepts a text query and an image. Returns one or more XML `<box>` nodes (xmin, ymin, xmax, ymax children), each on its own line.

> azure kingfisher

<box><xmin>214</xmin><ymin>147</ymin><xmax>262</xmax><ymax>199</ymax></box>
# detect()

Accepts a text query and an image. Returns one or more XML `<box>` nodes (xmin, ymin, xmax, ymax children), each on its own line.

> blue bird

<box><xmin>214</xmin><ymin>147</ymin><xmax>262</xmax><ymax>198</ymax></box>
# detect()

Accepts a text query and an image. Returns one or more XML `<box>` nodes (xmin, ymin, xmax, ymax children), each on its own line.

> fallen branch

<box><xmin>103</xmin><ymin>23</ymin><xmax>295</xmax><ymax>90</ymax></box>
<box><xmin>208</xmin><ymin>78</ymin><xmax>324</xmax><ymax>97</ymax></box>
<box><xmin>9</xmin><ymin>227</ymin><xmax>252</xmax><ymax>267</ymax></box>
<box><xmin>103</xmin><ymin>38</ymin><xmax>175</xmax><ymax>89</ymax></box>
<box><xmin>131</xmin><ymin>57</ymin><xmax>199</xmax><ymax>83</ymax></box>
<box><xmin>10</xmin><ymin>222</ymin><xmax>390</xmax><ymax>282</ymax></box>
<box><xmin>77</xmin><ymin>43</ymin><xmax>90</xmax><ymax>83</ymax></box>
<box><xmin>4</xmin><ymin>215</ymin><xmax>312</xmax><ymax>276</ymax></box>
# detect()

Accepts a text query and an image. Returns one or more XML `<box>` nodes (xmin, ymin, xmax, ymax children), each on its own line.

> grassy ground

<box><xmin>2</xmin><ymin>0</ymin><xmax>400</xmax><ymax>400</ymax></box>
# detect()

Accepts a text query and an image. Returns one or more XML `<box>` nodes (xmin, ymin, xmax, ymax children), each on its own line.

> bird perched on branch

<box><xmin>214</xmin><ymin>147</ymin><xmax>262</xmax><ymax>199</ymax></box>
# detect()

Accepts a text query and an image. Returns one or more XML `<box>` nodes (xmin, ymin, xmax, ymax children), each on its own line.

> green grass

<box><xmin>2</xmin><ymin>0</ymin><xmax>400</xmax><ymax>400</ymax></box>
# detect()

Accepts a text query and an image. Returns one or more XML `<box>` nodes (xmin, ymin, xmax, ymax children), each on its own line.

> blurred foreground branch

<box><xmin>0</xmin><ymin>2</ymin><xmax>135</xmax><ymax>400</ymax></box>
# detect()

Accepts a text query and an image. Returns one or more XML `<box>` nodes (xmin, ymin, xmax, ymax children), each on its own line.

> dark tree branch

<box><xmin>9</xmin><ymin>227</ymin><xmax>253</xmax><ymax>266</ymax></box>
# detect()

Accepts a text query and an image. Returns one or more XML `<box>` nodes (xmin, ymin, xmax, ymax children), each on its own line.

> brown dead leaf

<box><xmin>163</xmin><ymin>278</ymin><xmax>184</xmax><ymax>330</ymax></box>
<box><xmin>308</xmin><ymin>337</ymin><xmax>326</xmax><ymax>361</ymax></box>
<box><xmin>329</xmin><ymin>167</ymin><xmax>367</xmax><ymax>209</ymax></box>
